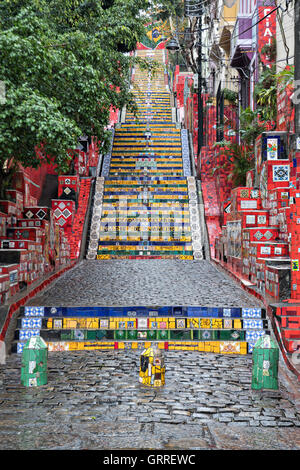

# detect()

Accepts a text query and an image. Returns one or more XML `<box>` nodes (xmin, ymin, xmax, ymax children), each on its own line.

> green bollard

<box><xmin>21</xmin><ymin>337</ymin><xmax>48</xmax><ymax>387</ymax></box>
<box><xmin>251</xmin><ymin>335</ymin><xmax>279</xmax><ymax>391</ymax></box>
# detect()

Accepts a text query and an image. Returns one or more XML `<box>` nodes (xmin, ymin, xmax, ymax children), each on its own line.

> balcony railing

<box><xmin>230</xmin><ymin>14</ymin><xmax>253</xmax><ymax>62</ymax></box>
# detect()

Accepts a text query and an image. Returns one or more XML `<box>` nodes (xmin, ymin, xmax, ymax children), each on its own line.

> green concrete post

<box><xmin>251</xmin><ymin>335</ymin><xmax>279</xmax><ymax>391</ymax></box>
<box><xmin>21</xmin><ymin>337</ymin><xmax>48</xmax><ymax>387</ymax></box>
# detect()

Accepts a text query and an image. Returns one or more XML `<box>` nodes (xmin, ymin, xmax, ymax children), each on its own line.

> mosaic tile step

<box><xmin>111</xmin><ymin>148</ymin><xmax>182</xmax><ymax>153</ymax></box>
<box><xmin>95</xmin><ymin>254</ymin><xmax>194</xmax><ymax>259</ymax></box>
<box><xmin>13</xmin><ymin>340</ymin><xmax>251</xmax><ymax>354</ymax></box>
<box><xmin>14</xmin><ymin>327</ymin><xmax>269</xmax><ymax>343</ymax></box>
<box><xmin>100</xmin><ymin>205</ymin><xmax>190</xmax><ymax>211</ymax></box>
<box><xmin>128</xmin><ymin>108</ymin><xmax>171</xmax><ymax>112</ymax></box>
<box><xmin>118</xmin><ymin>122</ymin><xmax>177</xmax><ymax>126</ymax></box>
<box><xmin>104</xmin><ymin>176</ymin><xmax>188</xmax><ymax>182</ymax></box>
<box><xmin>14</xmin><ymin>306</ymin><xmax>268</xmax><ymax>354</ymax></box>
<box><xmin>112</xmin><ymin>134</ymin><xmax>180</xmax><ymax>140</ymax></box>
<box><xmin>98</xmin><ymin>227</ymin><xmax>192</xmax><ymax>234</ymax></box>
<box><xmin>20</xmin><ymin>306</ymin><xmax>267</xmax><ymax>318</ymax></box>
<box><xmin>93</xmin><ymin>55</ymin><xmax>200</xmax><ymax>259</ymax></box>
<box><xmin>129</xmin><ymin>102</ymin><xmax>171</xmax><ymax>106</ymax></box>
<box><xmin>126</xmin><ymin>110</ymin><xmax>172</xmax><ymax>115</ymax></box>
<box><xmin>115</xmin><ymin>130</ymin><xmax>180</xmax><ymax>135</ymax></box>
<box><xmin>96</xmin><ymin>250</ymin><xmax>194</xmax><ymax>256</ymax></box>
<box><xmin>97</xmin><ymin>236</ymin><xmax>192</xmax><ymax>243</ymax></box>
<box><xmin>110</xmin><ymin>158</ymin><xmax>182</xmax><ymax>163</ymax></box>
<box><xmin>102</xmin><ymin>186</ymin><xmax>189</xmax><ymax>192</ymax></box>
<box><xmin>98</xmin><ymin>229</ymin><xmax>192</xmax><ymax>236</ymax></box>
<box><xmin>102</xmin><ymin>196</ymin><xmax>189</xmax><ymax>203</ymax></box>
<box><xmin>112</xmin><ymin>141</ymin><xmax>181</xmax><ymax>145</ymax></box>
<box><xmin>107</xmin><ymin>169</ymin><xmax>184</xmax><ymax>174</ymax></box>
<box><xmin>126</xmin><ymin>118</ymin><xmax>172</xmax><ymax>125</ymax></box>
<box><xmin>125</xmin><ymin>117</ymin><xmax>173</xmax><ymax>122</ymax></box>
<box><xmin>104</xmin><ymin>184</ymin><xmax>188</xmax><ymax>190</ymax></box>
<box><xmin>16</xmin><ymin>315</ymin><xmax>268</xmax><ymax>331</ymax></box>
<box><xmin>125</xmin><ymin>117</ymin><xmax>172</xmax><ymax>123</ymax></box>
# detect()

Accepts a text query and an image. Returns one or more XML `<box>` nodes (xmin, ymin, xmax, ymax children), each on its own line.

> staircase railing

<box><xmin>187</xmin><ymin>130</ymin><xmax>211</xmax><ymax>261</ymax></box>
<box><xmin>79</xmin><ymin>177</ymin><xmax>96</xmax><ymax>261</ymax></box>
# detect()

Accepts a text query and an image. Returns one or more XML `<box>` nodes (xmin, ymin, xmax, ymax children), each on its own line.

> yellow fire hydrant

<box><xmin>139</xmin><ymin>345</ymin><xmax>165</xmax><ymax>387</ymax></box>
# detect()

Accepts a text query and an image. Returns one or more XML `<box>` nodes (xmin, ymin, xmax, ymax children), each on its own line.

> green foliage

<box><xmin>212</xmin><ymin>141</ymin><xmax>254</xmax><ymax>187</ymax></box>
<box><xmin>152</xmin><ymin>0</ymin><xmax>184</xmax><ymax>22</ymax></box>
<box><xmin>254</xmin><ymin>65</ymin><xmax>277</xmax><ymax>123</ymax></box>
<box><xmin>239</xmin><ymin>107</ymin><xmax>267</xmax><ymax>146</ymax></box>
<box><xmin>276</xmin><ymin>65</ymin><xmax>294</xmax><ymax>89</ymax></box>
<box><xmin>0</xmin><ymin>0</ymin><xmax>151</xmax><ymax>173</ymax></box>
<box><xmin>0</xmin><ymin>160</ymin><xmax>19</xmax><ymax>200</ymax></box>
<box><xmin>260</xmin><ymin>38</ymin><xmax>276</xmax><ymax>63</ymax></box>
<box><xmin>223</xmin><ymin>88</ymin><xmax>238</xmax><ymax>104</ymax></box>
<box><xmin>224</xmin><ymin>143</ymin><xmax>254</xmax><ymax>187</ymax></box>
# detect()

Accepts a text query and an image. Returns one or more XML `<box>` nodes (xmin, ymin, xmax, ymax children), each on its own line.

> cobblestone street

<box><xmin>1</xmin><ymin>350</ymin><xmax>300</xmax><ymax>450</ymax></box>
<box><xmin>28</xmin><ymin>260</ymin><xmax>262</xmax><ymax>307</ymax></box>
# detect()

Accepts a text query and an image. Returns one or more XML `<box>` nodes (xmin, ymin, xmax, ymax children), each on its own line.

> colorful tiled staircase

<box><xmin>86</xmin><ymin>49</ymin><xmax>203</xmax><ymax>260</ymax></box>
<box><xmin>13</xmin><ymin>305</ymin><xmax>269</xmax><ymax>355</ymax></box>
<box><xmin>15</xmin><ymin>50</ymin><xmax>269</xmax><ymax>356</ymax></box>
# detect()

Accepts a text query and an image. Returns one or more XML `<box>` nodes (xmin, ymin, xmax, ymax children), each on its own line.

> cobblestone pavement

<box><xmin>0</xmin><ymin>350</ymin><xmax>300</xmax><ymax>450</ymax></box>
<box><xmin>29</xmin><ymin>260</ymin><xmax>262</xmax><ymax>307</ymax></box>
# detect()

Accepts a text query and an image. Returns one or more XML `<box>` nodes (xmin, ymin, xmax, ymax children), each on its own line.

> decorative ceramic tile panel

<box><xmin>257</xmin><ymin>215</ymin><xmax>266</xmax><ymax>224</ymax></box>
<box><xmin>240</xmin><ymin>189</ymin><xmax>249</xmax><ymax>198</ymax></box>
<box><xmin>240</xmin><ymin>200</ymin><xmax>257</xmax><ymax>209</ymax></box>
<box><xmin>24</xmin><ymin>307</ymin><xmax>45</xmax><ymax>317</ymax></box>
<box><xmin>21</xmin><ymin>318</ymin><xmax>42</xmax><ymax>329</ymax></box>
<box><xmin>242</xmin><ymin>308</ymin><xmax>262</xmax><ymax>318</ymax></box>
<box><xmin>246</xmin><ymin>215</ymin><xmax>256</xmax><ymax>224</ymax></box>
<box><xmin>266</xmin><ymin>138</ymin><xmax>279</xmax><ymax>160</ymax></box>
<box><xmin>254</xmin><ymin>231</ymin><xmax>264</xmax><ymax>240</ymax></box>
<box><xmin>52</xmin><ymin>200</ymin><xmax>75</xmax><ymax>228</ymax></box>
<box><xmin>181</xmin><ymin>129</ymin><xmax>191</xmax><ymax>177</ymax></box>
<box><xmin>272</xmin><ymin>165</ymin><xmax>289</xmax><ymax>182</ymax></box>
<box><xmin>187</xmin><ymin>177</ymin><xmax>202</xmax><ymax>259</ymax></box>
<box><xmin>19</xmin><ymin>329</ymin><xmax>40</xmax><ymax>340</ymax></box>
<box><xmin>101</xmin><ymin>129</ymin><xmax>115</xmax><ymax>177</ymax></box>
<box><xmin>243</xmin><ymin>319</ymin><xmax>264</xmax><ymax>329</ymax></box>
<box><xmin>245</xmin><ymin>330</ymin><xmax>266</xmax><ymax>342</ymax></box>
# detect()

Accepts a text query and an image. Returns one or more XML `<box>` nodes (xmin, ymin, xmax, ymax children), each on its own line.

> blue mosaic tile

<box><xmin>273</xmin><ymin>164</ymin><xmax>289</xmax><ymax>182</ymax></box>
<box><xmin>17</xmin><ymin>342</ymin><xmax>25</xmax><ymax>354</ymax></box>
<box><xmin>21</xmin><ymin>318</ymin><xmax>42</xmax><ymax>329</ymax></box>
<box><xmin>242</xmin><ymin>308</ymin><xmax>262</xmax><ymax>319</ymax></box>
<box><xmin>219</xmin><ymin>308</ymin><xmax>241</xmax><ymax>318</ymax></box>
<box><xmin>245</xmin><ymin>330</ymin><xmax>266</xmax><ymax>342</ymax></box>
<box><xmin>173</xmin><ymin>307</ymin><xmax>186</xmax><ymax>316</ymax></box>
<box><xmin>42</xmin><ymin>307</ymin><xmax>63</xmax><ymax>318</ymax></box>
<box><xmin>187</xmin><ymin>307</ymin><xmax>208</xmax><ymax>317</ymax></box>
<box><xmin>243</xmin><ymin>319</ymin><xmax>264</xmax><ymax>329</ymax></box>
<box><xmin>19</xmin><ymin>329</ymin><xmax>40</xmax><ymax>340</ymax></box>
<box><xmin>24</xmin><ymin>306</ymin><xmax>44</xmax><ymax>317</ymax></box>
<box><xmin>207</xmin><ymin>307</ymin><xmax>220</xmax><ymax>318</ymax></box>
<box><xmin>181</xmin><ymin>129</ymin><xmax>191</xmax><ymax>177</ymax></box>
<box><xmin>223</xmin><ymin>308</ymin><xmax>232</xmax><ymax>317</ymax></box>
